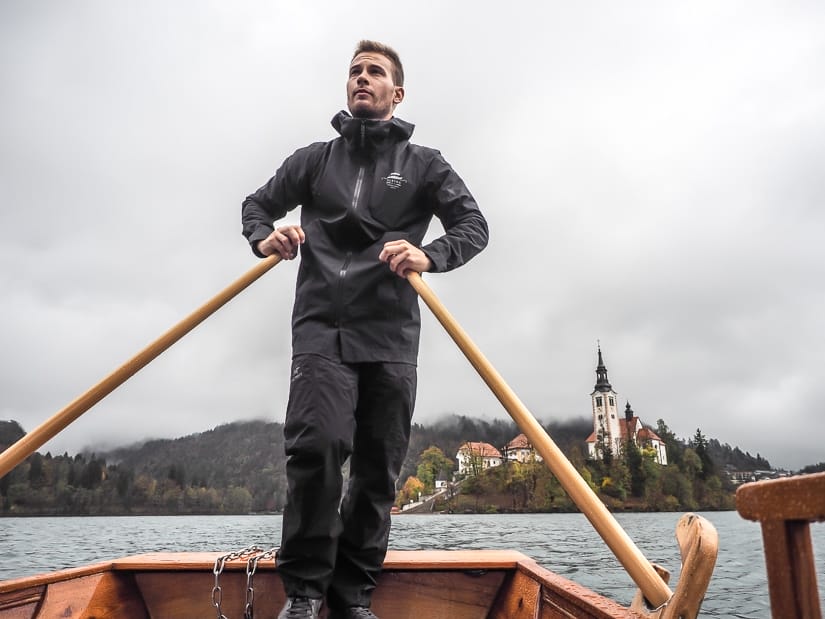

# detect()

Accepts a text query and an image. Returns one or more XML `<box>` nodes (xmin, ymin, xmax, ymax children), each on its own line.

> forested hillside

<box><xmin>0</xmin><ymin>415</ymin><xmax>780</xmax><ymax>516</ymax></box>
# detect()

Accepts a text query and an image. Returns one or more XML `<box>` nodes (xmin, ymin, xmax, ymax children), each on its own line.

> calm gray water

<box><xmin>1</xmin><ymin>511</ymin><xmax>823</xmax><ymax>617</ymax></box>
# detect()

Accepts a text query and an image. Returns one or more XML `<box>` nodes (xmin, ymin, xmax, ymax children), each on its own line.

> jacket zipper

<box><xmin>352</xmin><ymin>121</ymin><xmax>367</xmax><ymax>209</ymax></box>
<box><xmin>351</xmin><ymin>167</ymin><xmax>364</xmax><ymax>210</ymax></box>
<box><xmin>338</xmin><ymin>121</ymin><xmax>367</xmax><ymax>324</ymax></box>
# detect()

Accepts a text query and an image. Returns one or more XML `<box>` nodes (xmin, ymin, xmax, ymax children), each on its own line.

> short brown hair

<box><xmin>352</xmin><ymin>40</ymin><xmax>404</xmax><ymax>86</ymax></box>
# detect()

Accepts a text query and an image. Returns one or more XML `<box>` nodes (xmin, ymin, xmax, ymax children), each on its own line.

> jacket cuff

<box><xmin>421</xmin><ymin>243</ymin><xmax>446</xmax><ymax>273</ymax></box>
<box><xmin>248</xmin><ymin>226</ymin><xmax>273</xmax><ymax>258</ymax></box>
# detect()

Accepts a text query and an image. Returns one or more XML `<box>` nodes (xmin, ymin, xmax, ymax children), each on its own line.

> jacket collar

<box><xmin>331</xmin><ymin>110</ymin><xmax>415</xmax><ymax>152</ymax></box>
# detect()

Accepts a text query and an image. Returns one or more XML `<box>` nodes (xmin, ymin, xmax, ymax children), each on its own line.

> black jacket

<box><xmin>242</xmin><ymin>111</ymin><xmax>488</xmax><ymax>364</ymax></box>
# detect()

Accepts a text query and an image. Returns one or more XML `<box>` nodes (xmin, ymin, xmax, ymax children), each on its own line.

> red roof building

<box><xmin>456</xmin><ymin>441</ymin><xmax>503</xmax><ymax>475</ymax></box>
<box><xmin>503</xmin><ymin>433</ymin><xmax>544</xmax><ymax>464</ymax></box>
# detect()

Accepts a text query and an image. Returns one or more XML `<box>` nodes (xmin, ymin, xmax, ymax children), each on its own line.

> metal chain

<box><xmin>212</xmin><ymin>545</ymin><xmax>264</xmax><ymax>619</ymax></box>
<box><xmin>243</xmin><ymin>548</ymin><xmax>277</xmax><ymax>619</ymax></box>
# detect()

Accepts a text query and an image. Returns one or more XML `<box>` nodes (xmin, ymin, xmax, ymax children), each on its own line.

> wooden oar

<box><xmin>0</xmin><ymin>255</ymin><xmax>282</xmax><ymax>480</ymax></box>
<box><xmin>407</xmin><ymin>272</ymin><xmax>673</xmax><ymax>609</ymax></box>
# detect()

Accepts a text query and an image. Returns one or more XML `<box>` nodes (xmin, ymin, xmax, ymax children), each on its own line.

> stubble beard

<box><xmin>349</xmin><ymin>97</ymin><xmax>392</xmax><ymax>120</ymax></box>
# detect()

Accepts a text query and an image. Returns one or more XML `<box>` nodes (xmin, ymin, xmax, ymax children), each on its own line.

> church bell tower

<box><xmin>591</xmin><ymin>346</ymin><xmax>621</xmax><ymax>458</ymax></box>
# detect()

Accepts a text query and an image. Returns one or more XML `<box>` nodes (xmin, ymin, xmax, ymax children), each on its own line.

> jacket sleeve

<box><xmin>241</xmin><ymin>145</ymin><xmax>318</xmax><ymax>257</ymax></box>
<box><xmin>420</xmin><ymin>153</ymin><xmax>489</xmax><ymax>273</ymax></box>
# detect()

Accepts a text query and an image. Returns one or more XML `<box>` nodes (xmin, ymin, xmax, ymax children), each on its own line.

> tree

<box><xmin>691</xmin><ymin>429</ymin><xmax>715</xmax><ymax>480</ymax></box>
<box><xmin>28</xmin><ymin>454</ymin><xmax>47</xmax><ymax>488</ymax></box>
<box><xmin>602</xmin><ymin>458</ymin><xmax>629</xmax><ymax>501</ymax></box>
<box><xmin>168</xmin><ymin>463</ymin><xmax>186</xmax><ymax>488</ymax></box>
<box><xmin>682</xmin><ymin>448</ymin><xmax>702</xmax><ymax>481</ymax></box>
<box><xmin>531</xmin><ymin>466</ymin><xmax>567</xmax><ymax>511</ymax></box>
<box><xmin>132</xmin><ymin>474</ymin><xmax>157</xmax><ymax>506</ymax></box>
<box><xmin>396</xmin><ymin>476</ymin><xmax>425</xmax><ymax>507</ymax></box>
<box><xmin>114</xmin><ymin>467</ymin><xmax>133</xmax><ymax>499</ymax></box>
<box><xmin>661</xmin><ymin>464</ymin><xmax>697</xmax><ymax>510</ymax></box>
<box><xmin>223</xmin><ymin>486</ymin><xmax>253</xmax><ymax>513</ymax></box>
<box><xmin>625</xmin><ymin>439</ymin><xmax>646</xmax><ymax>497</ymax></box>
<box><xmin>79</xmin><ymin>458</ymin><xmax>104</xmax><ymax>490</ymax></box>
<box><xmin>656</xmin><ymin>419</ymin><xmax>685</xmax><ymax>466</ymax></box>
<box><xmin>416</xmin><ymin>446</ymin><xmax>454</xmax><ymax>493</ymax></box>
<box><xmin>505</xmin><ymin>462</ymin><xmax>532</xmax><ymax>511</ymax></box>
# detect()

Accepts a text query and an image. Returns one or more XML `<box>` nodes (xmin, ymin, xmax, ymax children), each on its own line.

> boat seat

<box><xmin>736</xmin><ymin>471</ymin><xmax>825</xmax><ymax>619</ymax></box>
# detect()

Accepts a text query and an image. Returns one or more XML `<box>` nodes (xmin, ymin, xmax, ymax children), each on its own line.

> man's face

<box><xmin>347</xmin><ymin>52</ymin><xmax>404</xmax><ymax>120</ymax></box>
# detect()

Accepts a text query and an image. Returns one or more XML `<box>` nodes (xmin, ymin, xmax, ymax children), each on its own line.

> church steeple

<box><xmin>590</xmin><ymin>344</ymin><xmax>620</xmax><ymax>460</ymax></box>
<box><xmin>594</xmin><ymin>345</ymin><xmax>613</xmax><ymax>392</ymax></box>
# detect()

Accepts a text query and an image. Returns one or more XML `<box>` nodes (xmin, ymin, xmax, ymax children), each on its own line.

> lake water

<box><xmin>1</xmin><ymin>511</ymin><xmax>823</xmax><ymax>617</ymax></box>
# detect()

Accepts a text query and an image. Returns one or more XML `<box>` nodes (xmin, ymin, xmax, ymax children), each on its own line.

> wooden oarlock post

<box><xmin>407</xmin><ymin>272</ymin><xmax>673</xmax><ymax>609</ymax></box>
<box><xmin>0</xmin><ymin>255</ymin><xmax>282</xmax><ymax>480</ymax></box>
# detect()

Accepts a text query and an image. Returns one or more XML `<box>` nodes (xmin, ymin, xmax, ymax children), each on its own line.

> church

<box><xmin>584</xmin><ymin>347</ymin><xmax>668</xmax><ymax>465</ymax></box>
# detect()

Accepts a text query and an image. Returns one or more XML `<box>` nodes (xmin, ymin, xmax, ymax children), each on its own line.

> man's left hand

<box><xmin>379</xmin><ymin>240</ymin><xmax>432</xmax><ymax>278</ymax></box>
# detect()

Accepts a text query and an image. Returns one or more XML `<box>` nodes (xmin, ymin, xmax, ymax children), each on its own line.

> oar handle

<box><xmin>0</xmin><ymin>255</ymin><xmax>282</xmax><ymax>479</ymax></box>
<box><xmin>407</xmin><ymin>271</ymin><xmax>672</xmax><ymax>608</ymax></box>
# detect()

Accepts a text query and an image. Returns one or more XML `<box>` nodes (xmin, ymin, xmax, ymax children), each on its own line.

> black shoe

<box><xmin>328</xmin><ymin>607</ymin><xmax>379</xmax><ymax>619</ymax></box>
<box><xmin>278</xmin><ymin>597</ymin><xmax>323</xmax><ymax>619</ymax></box>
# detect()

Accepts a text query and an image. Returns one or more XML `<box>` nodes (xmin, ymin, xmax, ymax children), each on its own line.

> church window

<box><xmin>609</xmin><ymin>397</ymin><xmax>614</xmax><ymax>406</ymax></box>
<box><xmin>596</xmin><ymin>396</ymin><xmax>603</xmax><ymax>407</ymax></box>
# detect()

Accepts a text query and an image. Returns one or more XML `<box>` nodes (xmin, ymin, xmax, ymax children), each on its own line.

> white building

<box><xmin>456</xmin><ymin>441</ymin><xmax>503</xmax><ymax>475</ymax></box>
<box><xmin>584</xmin><ymin>347</ymin><xmax>667</xmax><ymax>465</ymax></box>
<box><xmin>503</xmin><ymin>433</ymin><xmax>543</xmax><ymax>464</ymax></box>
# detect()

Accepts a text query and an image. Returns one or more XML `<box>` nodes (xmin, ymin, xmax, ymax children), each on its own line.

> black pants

<box><xmin>277</xmin><ymin>353</ymin><xmax>416</xmax><ymax>608</ymax></box>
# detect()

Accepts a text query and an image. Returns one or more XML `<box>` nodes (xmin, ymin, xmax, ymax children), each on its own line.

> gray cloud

<box><xmin>2</xmin><ymin>1</ymin><xmax>823</xmax><ymax>469</ymax></box>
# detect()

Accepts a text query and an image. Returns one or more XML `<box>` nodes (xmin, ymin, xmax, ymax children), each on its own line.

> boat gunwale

<box><xmin>110</xmin><ymin>549</ymin><xmax>528</xmax><ymax>571</ymax></box>
<box><xmin>0</xmin><ymin>549</ymin><xmax>527</xmax><ymax>591</ymax></box>
<box><xmin>0</xmin><ymin>559</ymin><xmax>115</xmax><ymax>593</ymax></box>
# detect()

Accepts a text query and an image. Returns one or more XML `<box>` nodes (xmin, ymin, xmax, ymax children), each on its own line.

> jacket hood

<box><xmin>331</xmin><ymin>111</ymin><xmax>415</xmax><ymax>152</ymax></box>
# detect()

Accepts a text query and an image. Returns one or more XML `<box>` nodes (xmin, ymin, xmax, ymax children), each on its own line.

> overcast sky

<box><xmin>2</xmin><ymin>2</ymin><xmax>823</xmax><ymax>471</ymax></box>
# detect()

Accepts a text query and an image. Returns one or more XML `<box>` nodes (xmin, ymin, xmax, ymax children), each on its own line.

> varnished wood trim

<box><xmin>0</xmin><ymin>561</ymin><xmax>113</xmax><ymax>592</ymax></box>
<box><xmin>109</xmin><ymin>549</ymin><xmax>528</xmax><ymax>572</ymax></box>
<box><xmin>736</xmin><ymin>472</ymin><xmax>825</xmax><ymax>522</ymax></box>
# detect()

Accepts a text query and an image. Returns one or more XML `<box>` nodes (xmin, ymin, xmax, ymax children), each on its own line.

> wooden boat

<box><xmin>0</xmin><ymin>259</ymin><xmax>722</xmax><ymax>618</ymax></box>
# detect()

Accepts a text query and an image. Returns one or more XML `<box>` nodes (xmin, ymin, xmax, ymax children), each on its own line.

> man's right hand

<box><xmin>258</xmin><ymin>225</ymin><xmax>305</xmax><ymax>260</ymax></box>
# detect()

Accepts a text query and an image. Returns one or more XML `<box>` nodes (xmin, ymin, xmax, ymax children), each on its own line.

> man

<box><xmin>241</xmin><ymin>41</ymin><xmax>488</xmax><ymax>619</ymax></box>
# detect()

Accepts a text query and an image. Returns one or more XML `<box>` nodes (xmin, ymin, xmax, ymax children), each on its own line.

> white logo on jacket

<box><xmin>382</xmin><ymin>172</ymin><xmax>408</xmax><ymax>189</ymax></box>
